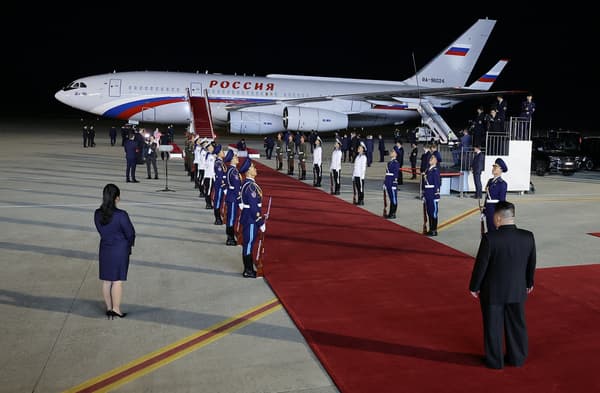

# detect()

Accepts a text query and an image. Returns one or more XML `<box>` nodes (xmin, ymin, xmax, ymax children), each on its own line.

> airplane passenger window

<box><xmin>80</xmin><ymin>82</ymin><xmax>87</xmax><ymax>88</ymax></box>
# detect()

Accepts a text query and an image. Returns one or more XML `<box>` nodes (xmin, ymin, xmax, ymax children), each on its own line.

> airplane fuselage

<box><xmin>55</xmin><ymin>71</ymin><xmax>457</xmax><ymax>134</ymax></box>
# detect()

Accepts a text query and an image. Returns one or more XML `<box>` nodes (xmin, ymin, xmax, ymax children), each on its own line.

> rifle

<box><xmin>422</xmin><ymin>199</ymin><xmax>428</xmax><ymax>234</ymax></box>
<box><xmin>219</xmin><ymin>189</ymin><xmax>226</xmax><ymax>222</ymax></box>
<box><xmin>255</xmin><ymin>196</ymin><xmax>272</xmax><ymax>277</ymax></box>
<box><xmin>383</xmin><ymin>186</ymin><xmax>388</xmax><ymax>217</ymax></box>
<box><xmin>478</xmin><ymin>197</ymin><xmax>485</xmax><ymax>236</ymax></box>
<box><xmin>352</xmin><ymin>177</ymin><xmax>357</xmax><ymax>204</ymax></box>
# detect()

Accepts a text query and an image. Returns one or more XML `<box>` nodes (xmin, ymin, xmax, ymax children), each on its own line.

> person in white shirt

<box><xmin>330</xmin><ymin>140</ymin><xmax>342</xmax><ymax>195</ymax></box>
<box><xmin>194</xmin><ymin>138</ymin><xmax>208</xmax><ymax>195</ymax></box>
<box><xmin>352</xmin><ymin>142</ymin><xmax>367</xmax><ymax>205</ymax></box>
<box><xmin>312</xmin><ymin>137</ymin><xmax>323</xmax><ymax>187</ymax></box>
<box><xmin>203</xmin><ymin>144</ymin><xmax>216</xmax><ymax>209</ymax></box>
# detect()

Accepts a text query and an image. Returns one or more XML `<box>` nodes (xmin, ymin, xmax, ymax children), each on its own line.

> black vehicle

<box><xmin>531</xmin><ymin>137</ymin><xmax>578</xmax><ymax>176</ymax></box>
<box><xmin>580</xmin><ymin>136</ymin><xmax>600</xmax><ymax>170</ymax></box>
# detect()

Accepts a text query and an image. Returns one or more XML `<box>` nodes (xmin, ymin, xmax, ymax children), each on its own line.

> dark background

<box><xmin>2</xmin><ymin>4</ymin><xmax>598</xmax><ymax>134</ymax></box>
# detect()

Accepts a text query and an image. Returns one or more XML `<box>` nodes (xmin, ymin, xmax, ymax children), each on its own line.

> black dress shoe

<box><xmin>132</xmin><ymin>180</ymin><xmax>139</xmax><ymax>183</ymax></box>
<box><xmin>147</xmin><ymin>176</ymin><xmax>151</xmax><ymax>179</ymax></box>
<box><xmin>226</xmin><ymin>238</ymin><xmax>237</xmax><ymax>246</ymax></box>
<box><xmin>242</xmin><ymin>270</ymin><xmax>257</xmax><ymax>278</ymax></box>
<box><xmin>427</xmin><ymin>231</ymin><xmax>438</xmax><ymax>236</ymax></box>
<box><xmin>387</xmin><ymin>214</ymin><xmax>396</xmax><ymax>219</ymax></box>
<box><xmin>126</xmin><ymin>179</ymin><xmax>131</xmax><ymax>183</ymax></box>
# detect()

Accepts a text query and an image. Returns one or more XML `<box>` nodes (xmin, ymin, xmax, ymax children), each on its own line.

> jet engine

<box><xmin>283</xmin><ymin>107</ymin><xmax>348</xmax><ymax>132</ymax></box>
<box><xmin>228</xmin><ymin>111</ymin><xmax>283</xmax><ymax>135</ymax></box>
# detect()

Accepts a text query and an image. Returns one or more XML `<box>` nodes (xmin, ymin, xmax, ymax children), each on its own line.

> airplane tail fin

<box><xmin>404</xmin><ymin>18</ymin><xmax>496</xmax><ymax>88</ymax></box>
<box><xmin>467</xmin><ymin>59</ymin><xmax>509</xmax><ymax>90</ymax></box>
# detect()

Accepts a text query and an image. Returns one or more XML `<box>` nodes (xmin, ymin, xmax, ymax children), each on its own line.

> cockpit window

<box><xmin>63</xmin><ymin>81</ymin><xmax>87</xmax><ymax>91</ymax></box>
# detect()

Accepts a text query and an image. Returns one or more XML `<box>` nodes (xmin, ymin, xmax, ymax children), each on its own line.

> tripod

<box><xmin>157</xmin><ymin>146</ymin><xmax>175</xmax><ymax>192</ymax></box>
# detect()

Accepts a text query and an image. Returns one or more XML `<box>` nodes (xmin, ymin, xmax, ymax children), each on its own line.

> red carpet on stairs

<box><xmin>254</xmin><ymin>161</ymin><xmax>600</xmax><ymax>393</ymax></box>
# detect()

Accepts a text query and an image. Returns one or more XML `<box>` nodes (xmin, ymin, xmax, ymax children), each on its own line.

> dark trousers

<box><xmin>146</xmin><ymin>157</ymin><xmax>158</xmax><ymax>178</ymax></box>
<box><xmin>266</xmin><ymin>147</ymin><xmax>273</xmax><ymax>159</ymax></box>
<box><xmin>353</xmin><ymin>177</ymin><xmax>364</xmax><ymax>204</ymax></box>
<box><xmin>126</xmin><ymin>158</ymin><xmax>137</xmax><ymax>181</ymax></box>
<box><xmin>473</xmin><ymin>172</ymin><xmax>483</xmax><ymax>198</ymax></box>
<box><xmin>480</xmin><ymin>302</ymin><xmax>528</xmax><ymax>369</ymax></box>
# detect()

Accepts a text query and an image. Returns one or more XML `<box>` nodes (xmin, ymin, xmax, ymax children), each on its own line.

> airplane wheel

<box><xmin>586</xmin><ymin>159</ymin><xmax>594</xmax><ymax>170</ymax></box>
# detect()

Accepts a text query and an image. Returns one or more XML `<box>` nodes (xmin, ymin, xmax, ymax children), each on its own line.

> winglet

<box><xmin>467</xmin><ymin>59</ymin><xmax>509</xmax><ymax>91</ymax></box>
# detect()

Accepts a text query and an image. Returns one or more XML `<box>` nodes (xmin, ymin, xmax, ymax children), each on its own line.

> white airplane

<box><xmin>55</xmin><ymin>18</ymin><xmax>510</xmax><ymax>142</ymax></box>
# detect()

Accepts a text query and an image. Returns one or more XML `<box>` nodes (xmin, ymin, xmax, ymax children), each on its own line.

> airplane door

<box><xmin>190</xmin><ymin>82</ymin><xmax>203</xmax><ymax>97</ymax></box>
<box><xmin>141</xmin><ymin>107</ymin><xmax>156</xmax><ymax>122</ymax></box>
<box><xmin>109</xmin><ymin>79</ymin><xmax>122</xmax><ymax>97</ymax></box>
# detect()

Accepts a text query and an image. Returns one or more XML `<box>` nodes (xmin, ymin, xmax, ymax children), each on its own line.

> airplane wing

<box><xmin>224</xmin><ymin>87</ymin><xmax>524</xmax><ymax>111</ymax></box>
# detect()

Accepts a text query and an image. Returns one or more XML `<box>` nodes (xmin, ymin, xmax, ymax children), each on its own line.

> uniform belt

<box><xmin>257</xmin><ymin>203</ymin><xmax>262</xmax><ymax>207</ymax></box>
<box><xmin>229</xmin><ymin>186</ymin><xmax>235</xmax><ymax>189</ymax></box>
<box><xmin>425</xmin><ymin>185</ymin><xmax>434</xmax><ymax>188</ymax></box>
<box><xmin>486</xmin><ymin>199</ymin><xmax>499</xmax><ymax>203</ymax></box>
<box><xmin>241</xmin><ymin>204</ymin><xmax>250</xmax><ymax>208</ymax></box>
<box><xmin>385</xmin><ymin>173</ymin><xmax>394</xmax><ymax>176</ymax></box>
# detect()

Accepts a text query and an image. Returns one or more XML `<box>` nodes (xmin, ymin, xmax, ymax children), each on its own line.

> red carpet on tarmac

<box><xmin>589</xmin><ymin>233</ymin><xmax>600</xmax><ymax>238</ymax></box>
<box><xmin>254</xmin><ymin>161</ymin><xmax>600</xmax><ymax>393</ymax></box>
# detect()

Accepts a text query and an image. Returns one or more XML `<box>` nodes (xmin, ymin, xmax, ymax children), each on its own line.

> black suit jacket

<box><xmin>469</xmin><ymin>224</ymin><xmax>536</xmax><ymax>304</ymax></box>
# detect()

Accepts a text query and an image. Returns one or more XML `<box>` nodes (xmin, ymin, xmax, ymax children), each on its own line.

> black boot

<box><xmin>242</xmin><ymin>254</ymin><xmax>256</xmax><ymax>278</ymax></box>
<box><xmin>387</xmin><ymin>204</ymin><xmax>396</xmax><ymax>219</ymax></box>
<box><xmin>428</xmin><ymin>217</ymin><xmax>438</xmax><ymax>236</ymax></box>
<box><xmin>226</xmin><ymin>227</ymin><xmax>237</xmax><ymax>245</ymax></box>
<box><xmin>214</xmin><ymin>209</ymin><xmax>223</xmax><ymax>225</ymax></box>
<box><xmin>301</xmin><ymin>170</ymin><xmax>306</xmax><ymax>180</ymax></box>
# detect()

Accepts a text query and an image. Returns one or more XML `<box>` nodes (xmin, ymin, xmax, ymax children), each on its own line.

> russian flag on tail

<box><xmin>445</xmin><ymin>45</ymin><xmax>471</xmax><ymax>56</ymax></box>
<box><xmin>478</xmin><ymin>74</ymin><xmax>498</xmax><ymax>83</ymax></box>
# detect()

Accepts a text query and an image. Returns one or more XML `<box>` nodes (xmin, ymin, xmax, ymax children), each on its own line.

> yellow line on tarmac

<box><xmin>438</xmin><ymin>206</ymin><xmax>481</xmax><ymax>231</ymax></box>
<box><xmin>63</xmin><ymin>298</ymin><xmax>282</xmax><ymax>393</ymax></box>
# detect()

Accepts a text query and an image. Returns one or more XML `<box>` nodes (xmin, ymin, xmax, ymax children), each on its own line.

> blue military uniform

<box><xmin>212</xmin><ymin>145</ymin><xmax>226</xmax><ymax>225</ymax></box>
<box><xmin>484</xmin><ymin>158</ymin><xmax>508</xmax><ymax>233</ymax></box>
<box><xmin>239</xmin><ymin>159</ymin><xmax>265</xmax><ymax>278</ymax></box>
<box><xmin>224</xmin><ymin>150</ymin><xmax>241</xmax><ymax>246</ymax></box>
<box><xmin>422</xmin><ymin>164</ymin><xmax>441</xmax><ymax>236</ymax></box>
<box><xmin>384</xmin><ymin>147</ymin><xmax>400</xmax><ymax>219</ymax></box>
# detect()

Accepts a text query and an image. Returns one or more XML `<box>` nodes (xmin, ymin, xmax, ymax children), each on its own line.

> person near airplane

<box><xmin>124</xmin><ymin>132</ymin><xmax>139</xmax><ymax>183</ymax></box>
<box><xmin>422</xmin><ymin>154</ymin><xmax>441</xmax><ymax>236</ymax></box>
<box><xmin>330</xmin><ymin>139</ymin><xmax>342</xmax><ymax>195</ymax></box>
<box><xmin>239</xmin><ymin>159</ymin><xmax>265</xmax><ymax>278</ymax></box>
<box><xmin>483</xmin><ymin>158</ymin><xmax>508</xmax><ymax>233</ymax></box>
<box><xmin>353</xmin><ymin>142</ymin><xmax>367</xmax><ymax>205</ymax></box>
<box><xmin>384</xmin><ymin>146</ymin><xmax>400</xmax><ymax>219</ymax></box>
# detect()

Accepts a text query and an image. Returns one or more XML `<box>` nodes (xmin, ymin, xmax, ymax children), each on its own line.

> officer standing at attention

<box><xmin>353</xmin><ymin>142</ymin><xmax>367</xmax><ymax>205</ymax></box>
<box><xmin>384</xmin><ymin>146</ymin><xmax>400</xmax><ymax>219</ymax></box>
<box><xmin>483</xmin><ymin>158</ymin><xmax>508</xmax><ymax>233</ymax></box>
<box><xmin>143</xmin><ymin>136</ymin><xmax>159</xmax><ymax>179</ymax></box>
<box><xmin>239</xmin><ymin>159</ymin><xmax>266</xmax><ymax>278</ymax></box>
<box><xmin>275</xmin><ymin>132</ymin><xmax>284</xmax><ymax>171</ymax></box>
<box><xmin>471</xmin><ymin>145</ymin><xmax>485</xmax><ymax>199</ymax></box>
<box><xmin>286</xmin><ymin>133</ymin><xmax>295</xmax><ymax>175</ymax></box>
<box><xmin>124</xmin><ymin>132</ymin><xmax>139</xmax><ymax>183</ymax></box>
<box><xmin>422</xmin><ymin>154</ymin><xmax>441</xmax><ymax>236</ymax></box>
<box><xmin>378</xmin><ymin>134</ymin><xmax>386</xmax><ymax>162</ymax></box>
<box><xmin>82</xmin><ymin>125</ymin><xmax>89</xmax><ymax>148</ymax></box>
<box><xmin>330</xmin><ymin>139</ymin><xmax>342</xmax><ymax>195</ymax></box>
<box><xmin>312</xmin><ymin>137</ymin><xmax>323</xmax><ymax>187</ymax></box>
<box><xmin>109</xmin><ymin>126</ymin><xmax>117</xmax><ymax>146</ymax></box>
<box><xmin>409</xmin><ymin>143</ymin><xmax>418</xmax><ymax>180</ymax></box>
<box><xmin>212</xmin><ymin>145</ymin><xmax>226</xmax><ymax>225</ymax></box>
<box><xmin>224</xmin><ymin>150</ymin><xmax>241</xmax><ymax>246</ymax></box>
<box><xmin>297</xmin><ymin>135</ymin><xmax>308</xmax><ymax>180</ymax></box>
<box><xmin>395</xmin><ymin>140</ymin><xmax>405</xmax><ymax>185</ymax></box>
<box><xmin>203</xmin><ymin>144</ymin><xmax>216</xmax><ymax>209</ymax></box>
<box><xmin>264</xmin><ymin>135</ymin><xmax>274</xmax><ymax>159</ymax></box>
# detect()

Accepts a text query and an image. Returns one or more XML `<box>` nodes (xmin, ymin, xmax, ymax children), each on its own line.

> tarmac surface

<box><xmin>1</xmin><ymin>119</ymin><xmax>599</xmax><ymax>393</ymax></box>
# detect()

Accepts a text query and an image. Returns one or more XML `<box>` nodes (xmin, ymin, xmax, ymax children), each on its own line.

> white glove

<box><xmin>260</xmin><ymin>224</ymin><xmax>266</xmax><ymax>232</ymax></box>
<box><xmin>238</xmin><ymin>203</ymin><xmax>244</xmax><ymax>210</ymax></box>
<box><xmin>223</xmin><ymin>189</ymin><xmax>227</xmax><ymax>196</ymax></box>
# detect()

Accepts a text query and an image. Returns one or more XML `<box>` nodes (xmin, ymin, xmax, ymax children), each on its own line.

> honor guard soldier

<box><xmin>313</xmin><ymin>137</ymin><xmax>323</xmax><ymax>187</ymax></box>
<box><xmin>275</xmin><ymin>132</ymin><xmax>284</xmax><ymax>170</ymax></box>
<box><xmin>384</xmin><ymin>146</ymin><xmax>400</xmax><ymax>218</ymax></box>
<box><xmin>286</xmin><ymin>133</ymin><xmax>295</xmax><ymax>175</ymax></box>
<box><xmin>422</xmin><ymin>154</ymin><xmax>441</xmax><ymax>236</ymax></box>
<box><xmin>297</xmin><ymin>135</ymin><xmax>308</xmax><ymax>180</ymax></box>
<box><xmin>194</xmin><ymin>138</ymin><xmax>208</xmax><ymax>194</ymax></box>
<box><xmin>213</xmin><ymin>144</ymin><xmax>226</xmax><ymax>225</ymax></box>
<box><xmin>224</xmin><ymin>150</ymin><xmax>241</xmax><ymax>245</ymax></box>
<box><xmin>203</xmin><ymin>144</ymin><xmax>216</xmax><ymax>209</ymax></box>
<box><xmin>353</xmin><ymin>142</ymin><xmax>367</xmax><ymax>205</ymax></box>
<box><xmin>239</xmin><ymin>159</ymin><xmax>266</xmax><ymax>278</ymax></box>
<box><xmin>395</xmin><ymin>140</ymin><xmax>405</xmax><ymax>185</ymax></box>
<box><xmin>330</xmin><ymin>140</ymin><xmax>342</xmax><ymax>195</ymax></box>
<box><xmin>483</xmin><ymin>158</ymin><xmax>508</xmax><ymax>233</ymax></box>
<box><xmin>409</xmin><ymin>143</ymin><xmax>418</xmax><ymax>179</ymax></box>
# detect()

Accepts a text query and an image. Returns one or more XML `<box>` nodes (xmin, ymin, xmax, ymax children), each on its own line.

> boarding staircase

<box><xmin>417</xmin><ymin>100</ymin><xmax>455</xmax><ymax>144</ymax></box>
<box><xmin>187</xmin><ymin>89</ymin><xmax>216</xmax><ymax>140</ymax></box>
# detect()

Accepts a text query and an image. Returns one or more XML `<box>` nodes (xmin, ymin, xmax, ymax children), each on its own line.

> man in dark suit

<box><xmin>469</xmin><ymin>201</ymin><xmax>536</xmax><ymax>369</ymax></box>
<box><xmin>471</xmin><ymin>145</ymin><xmax>485</xmax><ymax>199</ymax></box>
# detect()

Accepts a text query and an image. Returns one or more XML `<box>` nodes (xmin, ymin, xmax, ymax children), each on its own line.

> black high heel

<box><xmin>106</xmin><ymin>310</ymin><xmax>112</xmax><ymax>319</ymax></box>
<box><xmin>109</xmin><ymin>310</ymin><xmax>127</xmax><ymax>318</ymax></box>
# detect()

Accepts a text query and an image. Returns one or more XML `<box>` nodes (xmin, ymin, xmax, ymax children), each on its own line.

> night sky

<box><xmin>2</xmin><ymin>4</ymin><xmax>598</xmax><ymax>134</ymax></box>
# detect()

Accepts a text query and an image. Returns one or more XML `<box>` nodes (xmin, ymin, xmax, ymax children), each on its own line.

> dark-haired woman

<box><xmin>94</xmin><ymin>184</ymin><xmax>135</xmax><ymax>318</ymax></box>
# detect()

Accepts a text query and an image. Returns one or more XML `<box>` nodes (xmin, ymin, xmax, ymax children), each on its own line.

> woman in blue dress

<box><xmin>94</xmin><ymin>184</ymin><xmax>136</xmax><ymax>318</ymax></box>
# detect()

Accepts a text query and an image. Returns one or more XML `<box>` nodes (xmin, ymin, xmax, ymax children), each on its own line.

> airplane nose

<box><xmin>54</xmin><ymin>89</ymin><xmax>66</xmax><ymax>103</ymax></box>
